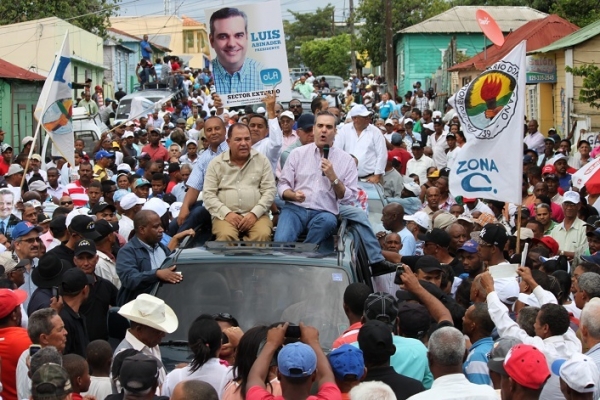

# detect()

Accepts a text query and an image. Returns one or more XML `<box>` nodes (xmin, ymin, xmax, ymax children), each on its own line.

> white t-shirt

<box><xmin>162</xmin><ymin>358</ymin><xmax>230</xmax><ymax>398</ymax></box>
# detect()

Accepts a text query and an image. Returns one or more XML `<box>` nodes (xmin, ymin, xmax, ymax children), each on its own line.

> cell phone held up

<box><xmin>285</xmin><ymin>324</ymin><xmax>301</xmax><ymax>339</ymax></box>
<box><xmin>30</xmin><ymin>344</ymin><xmax>41</xmax><ymax>357</ymax></box>
<box><xmin>52</xmin><ymin>286</ymin><xmax>59</xmax><ymax>301</ymax></box>
<box><xmin>393</xmin><ymin>265</ymin><xmax>405</xmax><ymax>285</ymax></box>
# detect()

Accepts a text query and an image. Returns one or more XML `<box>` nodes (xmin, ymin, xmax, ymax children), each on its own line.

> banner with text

<box><xmin>205</xmin><ymin>0</ymin><xmax>292</xmax><ymax>107</ymax></box>
<box><xmin>448</xmin><ymin>41</ymin><xmax>527</xmax><ymax>205</ymax></box>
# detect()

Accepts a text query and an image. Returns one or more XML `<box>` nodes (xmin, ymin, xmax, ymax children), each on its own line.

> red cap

<box><xmin>532</xmin><ymin>236</ymin><xmax>559</xmax><ymax>255</ymax></box>
<box><xmin>504</xmin><ymin>344</ymin><xmax>550</xmax><ymax>390</ymax></box>
<box><xmin>0</xmin><ymin>289</ymin><xmax>28</xmax><ymax>319</ymax></box>
<box><xmin>542</xmin><ymin>165</ymin><xmax>556</xmax><ymax>175</ymax></box>
<box><xmin>463</xmin><ymin>197</ymin><xmax>477</xmax><ymax>203</ymax></box>
<box><xmin>387</xmin><ymin>152</ymin><xmax>400</xmax><ymax>162</ymax></box>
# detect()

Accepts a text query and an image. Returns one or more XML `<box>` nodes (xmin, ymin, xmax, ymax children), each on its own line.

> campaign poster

<box><xmin>205</xmin><ymin>1</ymin><xmax>292</xmax><ymax>107</ymax></box>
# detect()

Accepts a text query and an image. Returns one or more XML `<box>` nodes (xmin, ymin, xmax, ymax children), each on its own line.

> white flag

<box><xmin>129</xmin><ymin>97</ymin><xmax>156</xmax><ymax>121</ymax></box>
<box><xmin>448</xmin><ymin>41</ymin><xmax>527</xmax><ymax>205</ymax></box>
<box><xmin>34</xmin><ymin>33</ymin><xmax>74</xmax><ymax>167</ymax></box>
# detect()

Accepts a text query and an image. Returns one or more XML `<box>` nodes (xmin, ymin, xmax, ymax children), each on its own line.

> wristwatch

<box><xmin>332</xmin><ymin>178</ymin><xmax>340</xmax><ymax>186</ymax></box>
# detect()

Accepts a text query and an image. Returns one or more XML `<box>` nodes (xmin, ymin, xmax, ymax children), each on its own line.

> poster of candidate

<box><xmin>205</xmin><ymin>1</ymin><xmax>292</xmax><ymax>107</ymax></box>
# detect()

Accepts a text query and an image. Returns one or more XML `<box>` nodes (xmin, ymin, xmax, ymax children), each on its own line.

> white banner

<box><xmin>205</xmin><ymin>1</ymin><xmax>292</xmax><ymax>107</ymax></box>
<box><xmin>448</xmin><ymin>41</ymin><xmax>527</xmax><ymax>205</ymax></box>
<box><xmin>33</xmin><ymin>33</ymin><xmax>75</xmax><ymax>167</ymax></box>
<box><xmin>572</xmin><ymin>157</ymin><xmax>600</xmax><ymax>189</ymax></box>
<box><xmin>129</xmin><ymin>97</ymin><xmax>155</xmax><ymax>121</ymax></box>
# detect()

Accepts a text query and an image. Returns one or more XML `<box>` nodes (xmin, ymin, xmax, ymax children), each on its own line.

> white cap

<box><xmin>432</xmin><ymin>111</ymin><xmax>442</xmax><ymax>119</ymax></box>
<box><xmin>349</xmin><ymin>104</ymin><xmax>371</xmax><ymax>117</ymax></box>
<box><xmin>117</xmin><ymin>163</ymin><xmax>132</xmax><ymax>173</ymax></box>
<box><xmin>550</xmin><ymin>153</ymin><xmax>569</xmax><ymax>164</ymax></box>
<box><xmin>31</xmin><ymin>154</ymin><xmax>42</xmax><ymax>161</ymax></box>
<box><xmin>512</xmin><ymin>227</ymin><xmax>534</xmax><ymax>240</ymax></box>
<box><xmin>120</xmin><ymin>193</ymin><xmax>145</xmax><ymax>211</ymax></box>
<box><xmin>280</xmin><ymin>111</ymin><xmax>295</xmax><ymax>120</ymax></box>
<box><xmin>423</xmin><ymin>122</ymin><xmax>434</xmax><ymax>131</ymax></box>
<box><xmin>256</xmin><ymin>107</ymin><xmax>266</xmax><ymax>114</ymax></box>
<box><xmin>404</xmin><ymin>181</ymin><xmax>421</xmax><ymax>196</ymax></box>
<box><xmin>229</xmin><ymin>110</ymin><xmax>238</xmax><ymax>117</ymax></box>
<box><xmin>186</xmin><ymin>139</ymin><xmax>198</xmax><ymax>147</ymax></box>
<box><xmin>494</xmin><ymin>277</ymin><xmax>520</xmax><ymax>304</ymax></box>
<box><xmin>21</xmin><ymin>136</ymin><xmax>34</xmax><ymax>146</ymax></box>
<box><xmin>142</xmin><ymin>197</ymin><xmax>170</xmax><ymax>217</ymax></box>
<box><xmin>403</xmin><ymin>118</ymin><xmax>414</xmax><ymax>125</ymax></box>
<box><xmin>66</xmin><ymin>208</ymin><xmax>94</xmax><ymax>228</ymax></box>
<box><xmin>170</xmin><ymin>202</ymin><xmax>183</xmax><ymax>218</ymax></box>
<box><xmin>29</xmin><ymin>181</ymin><xmax>48</xmax><ymax>191</ymax></box>
<box><xmin>552</xmin><ymin>353</ymin><xmax>600</xmax><ymax>394</ymax></box>
<box><xmin>385</xmin><ymin>118</ymin><xmax>394</xmax><ymax>125</ymax></box>
<box><xmin>404</xmin><ymin>211</ymin><xmax>430</xmax><ymax>230</ymax></box>
<box><xmin>123</xmin><ymin>131</ymin><xmax>134</xmax><ymax>139</ymax></box>
<box><xmin>563</xmin><ymin>191</ymin><xmax>580</xmax><ymax>204</ymax></box>
<box><xmin>125</xmin><ymin>121</ymin><xmax>134</xmax><ymax>127</ymax></box>
<box><xmin>517</xmin><ymin>292</ymin><xmax>540</xmax><ymax>307</ymax></box>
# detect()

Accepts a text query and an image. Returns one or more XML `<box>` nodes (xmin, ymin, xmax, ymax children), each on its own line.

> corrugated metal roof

<box><xmin>449</xmin><ymin>15</ymin><xmax>579</xmax><ymax>71</ymax></box>
<box><xmin>534</xmin><ymin>18</ymin><xmax>600</xmax><ymax>53</ymax></box>
<box><xmin>400</xmin><ymin>6</ymin><xmax>547</xmax><ymax>34</ymax></box>
<box><xmin>0</xmin><ymin>58</ymin><xmax>46</xmax><ymax>81</ymax></box>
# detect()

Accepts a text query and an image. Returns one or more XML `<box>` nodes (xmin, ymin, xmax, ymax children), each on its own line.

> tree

<box><xmin>551</xmin><ymin>0</ymin><xmax>600</xmax><ymax>27</ymax></box>
<box><xmin>355</xmin><ymin>0</ymin><xmax>449</xmax><ymax>67</ymax></box>
<box><xmin>299</xmin><ymin>34</ymin><xmax>351</xmax><ymax>76</ymax></box>
<box><xmin>566</xmin><ymin>64</ymin><xmax>600</xmax><ymax>109</ymax></box>
<box><xmin>0</xmin><ymin>0</ymin><xmax>120</xmax><ymax>37</ymax></box>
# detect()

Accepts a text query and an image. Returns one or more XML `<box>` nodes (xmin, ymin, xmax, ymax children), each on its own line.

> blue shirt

<box><xmin>399</xmin><ymin>226</ymin><xmax>416</xmax><ymax>256</ymax></box>
<box><xmin>379</xmin><ymin>101</ymin><xmax>394</xmax><ymax>119</ymax></box>
<box><xmin>463</xmin><ymin>337</ymin><xmax>494</xmax><ymax>386</ymax></box>
<box><xmin>559</xmin><ymin>173</ymin><xmax>572</xmax><ymax>192</ymax></box>
<box><xmin>212</xmin><ymin>58</ymin><xmax>264</xmax><ymax>94</ymax></box>
<box><xmin>140</xmin><ymin>40</ymin><xmax>152</xmax><ymax>60</ymax></box>
<box><xmin>186</xmin><ymin>141</ymin><xmax>229</xmax><ymax>192</ymax></box>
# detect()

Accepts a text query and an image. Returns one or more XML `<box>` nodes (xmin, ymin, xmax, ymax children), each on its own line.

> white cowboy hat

<box><xmin>118</xmin><ymin>294</ymin><xmax>178</xmax><ymax>333</ymax></box>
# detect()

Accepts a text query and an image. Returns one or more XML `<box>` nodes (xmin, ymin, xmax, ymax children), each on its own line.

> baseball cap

<box><xmin>61</xmin><ymin>267</ymin><xmax>94</xmax><ymax>294</ymax></box>
<box><xmin>432</xmin><ymin>212</ymin><xmax>456</xmax><ymax>230</ymax></box>
<box><xmin>404</xmin><ymin>181</ymin><xmax>421</xmax><ymax>197</ymax></box>
<box><xmin>277</xmin><ymin>342</ymin><xmax>317</xmax><ymax>378</ymax></box>
<box><xmin>532</xmin><ymin>236</ymin><xmax>559</xmax><ymax>255</ymax></box>
<box><xmin>512</xmin><ymin>227</ymin><xmax>534</xmax><ymax>240</ymax></box>
<box><xmin>363</xmin><ymin>292</ymin><xmax>398</xmax><ymax>327</ymax></box>
<box><xmin>414</xmin><ymin>255</ymin><xmax>443</xmax><ymax>273</ymax></box>
<box><xmin>349</xmin><ymin>104</ymin><xmax>371</xmax><ymax>117</ymax></box>
<box><xmin>462</xmin><ymin>197</ymin><xmax>477</xmax><ymax>203</ymax></box>
<box><xmin>328</xmin><ymin>344</ymin><xmax>365</xmax><ymax>380</ymax></box>
<box><xmin>74</xmin><ymin>239</ymin><xmax>97</xmax><ymax>257</ymax></box>
<box><xmin>496</xmin><ymin>344</ymin><xmax>550</xmax><ymax>390</ymax></box>
<box><xmin>119</xmin><ymin>353</ymin><xmax>160</xmax><ymax>392</ymax></box>
<box><xmin>487</xmin><ymin>336</ymin><xmax>523</xmax><ymax>375</ymax></box>
<box><xmin>542</xmin><ymin>165</ymin><xmax>557</xmax><ymax>175</ymax></box>
<box><xmin>176</xmin><ymin>118</ymin><xmax>186</xmax><ymax>124</ymax></box>
<box><xmin>551</xmin><ymin>353</ymin><xmax>600</xmax><ymax>394</ymax></box>
<box><xmin>296</xmin><ymin>113</ymin><xmax>315</xmax><ymax>131</ymax></box>
<box><xmin>0</xmin><ymin>143</ymin><xmax>12</xmax><ymax>153</ymax></box>
<box><xmin>90</xmin><ymin>201</ymin><xmax>116</xmax><ymax>215</ymax></box>
<box><xmin>133</xmin><ymin>178</ymin><xmax>151</xmax><ymax>189</ymax></box>
<box><xmin>0</xmin><ymin>289</ymin><xmax>28</xmax><ymax>318</ymax></box>
<box><xmin>419</xmin><ymin>228</ymin><xmax>451</xmax><ymax>248</ymax></box>
<box><xmin>94</xmin><ymin>219</ymin><xmax>118</xmax><ymax>241</ymax></box>
<box><xmin>475</xmin><ymin>223</ymin><xmax>508</xmax><ymax>249</ymax></box>
<box><xmin>31</xmin><ymin>363</ymin><xmax>73</xmax><ymax>400</ymax></box>
<box><xmin>357</xmin><ymin>320</ymin><xmax>396</xmax><ymax>361</ymax></box>
<box><xmin>457</xmin><ymin>239</ymin><xmax>479</xmax><ymax>254</ymax></box>
<box><xmin>403</xmin><ymin>118</ymin><xmax>414</xmax><ymax>125</ymax></box>
<box><xmin>404</xmin><ymin>211</ymin><xmax>430</xmax><ymax>230</ymax></box>
<box><xmin>117</xmin><ymin>163</ymin><xmax>132</xmax><ymax>173</ymax></box>
<box><xmin>123</xmin><ymin>131</ymin><xmax>134</xmax><ymax>139</ymax></box>
<box><xmin>523</xmin><ymin>155</ymin><xmax>533</xmax><ymax>164</ymax></box>
<box><xmin>22</xmin><ymin>136</ymin><xmax>34</xmax><ymax>146</ymax></box>
<box><xmin>170</xmin><ymin>202</ymin><xmax>183</xmax><ymax>218</ymax></box>
<box><xmin>185</xmin><ymin>139</ymin><xmax>197</xmax><ymax>147</ymax></box>
<box><xmin>390</xmin><ymin>133</ymin><xmax>403</xmax><ymax>146</ymax></box>
<box><xmin>6</xmin><ymin>164</ymin><xmax>24</xmax><ymax>176</ymax></box>
<box><xmin>563</xmin><ymin>190</ymin><xmax>580</xmax><ymax>204</ymax></box>
<box><xmin>396</xmin><ymin>302</ymin><xmax>431</xmax><ymax>339</ymax></box>
<box><xmin>432</xmin><ymin>117</ymin><xmax>443</xmax><ymax>124</ymax></box>
<box><xmin>280</xmin><ymin>111</ymin><xmax>295</xmax><ymax>120</ymax></box>
<box><xmin>428</xmin><ymin>170</ymin><xmax>440</xmax><ymax>178</ymax></box>
<box><xmin>69</xmin><ymin>215</ymin><xmax>101</xmax><ymax>240</ymax></box>
<box><xmin>544</xmin><ymin>136</ymin><xmax>555</xmax><ymax>143</ymax></box>
<box><xmin>384</xmin><ymin>119</ymin><xmax>394</xmax><ymax>125</ymax></box>
<box><xmin>120</xmin><ymin>193</ymin><xmax>146</xmax><ymax>211</ymax></box>
<box><xmin>584</xmin><ymin>215</ymin><xmax>600</xmax><ymax>229</ymax></box>
<box><xmin>551</xmin><ymin>153</ymin><xmax>569</xmax><ymax>164</ymax></box>
<box><xmin>446</xmin><ymin>132</ymin><xmax>456</xmax><ymax>138</ymax></box>
<box><xmin>544</xmin><ymin>173</ymin><xmax>559</xmax><ymax>181</ymax></box>
<box><xmin>11</xmin><ymin>221</ymin><xmax>43</xmax><ymax>240</ymax></box>
<box><xmin>581</xmin><ymin>250</ymin><xmax>600</xmax><ymax>264</ymax></box>
<box><xmin>95</xmin><ymin>150</ymin><xmax>113</xmax><ymax>160</ymax></box>
<box><xmin>411</xmin><ymin>142</ymin><xmax>422</xmax><ymax>149</ymax></box>
<box><xmin>168</xmin><ymin>163</ymin><xmax>180</xmax><ymax>174</ymax></box>
<box><xmin>473</xmin><ymin>213</ymin><xmax>498</xmax><ymax>227</ymax></box>
<box><xmin>423</xmin><ymin>122</ymin><xmax>434</xmax><ymax>131</ymax></box>
<box><xmin>256</xmin><ymin>106</ymin><xmax>266</xmax><ymax>114</ymax></box>
<box><xmin>142</xmin><ymin>198</ymin><xmax>169</xmax><ymax>217</ymax></box>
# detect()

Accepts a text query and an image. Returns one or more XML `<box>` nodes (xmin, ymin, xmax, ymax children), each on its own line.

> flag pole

<box><xmin>21</xmin><ymin>32</ymin><xmax>70</xmax><ymax>191</ymax></box>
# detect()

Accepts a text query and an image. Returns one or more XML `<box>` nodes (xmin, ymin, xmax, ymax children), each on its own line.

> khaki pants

<box><xmin>212</xmin><ymin>215</ymin><xmax>273</xmax><ymax>241</ymax></box>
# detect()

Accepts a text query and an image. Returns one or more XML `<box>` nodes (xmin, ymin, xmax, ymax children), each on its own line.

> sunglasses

<box><xmin>289</xmin><ymin>105</ymin><xmax>302</xmax><ymax>109</ymax></box>
<box><xmin>19</xmin><ymin>237</ymin><xmax>42</xmax><ymax>244</ymax></box>
<box><xmin>61</xmin><ymin>201</ymin><xmax>73</xmax><ymax>205</ymax></box>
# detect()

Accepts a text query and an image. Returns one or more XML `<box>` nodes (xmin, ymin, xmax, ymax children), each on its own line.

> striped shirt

<box><xmin>463</xmin><ymin>337</ymin><xmax>494</xmax><ymax>386</ymax></box>
<box><xmin>63</xmin><ymin>181</ymin><xmax>89</xmax><ymax>207</ymax></box>
<box><xmin>278</xmin><ymin>143</ymin><xmax>358</xmax><ymax>215</ymax></box>
<box><xmin>212</xmin><ymin>57</ymin><xmax>264</xmax><ymax>94</ymax></box>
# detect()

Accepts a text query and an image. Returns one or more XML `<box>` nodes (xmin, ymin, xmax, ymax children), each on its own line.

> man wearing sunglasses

<box><xmin>288</xmin><ymin>98</ymin><xmax>303</xmax><ymax>121</ymax></box>
<box><xmin>11</xmin><ymin>221</ymin><xmax>43</xmax><ymax>306</ymax></box>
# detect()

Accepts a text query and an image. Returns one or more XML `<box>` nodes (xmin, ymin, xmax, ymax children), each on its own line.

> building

<box><xmin>109</xmin><ymin>15</ymin><xmax>210</xmax><ymax>69</ymax></box>
<box><xmin>105</xmin><ymin>28</ymin><xmax>171</xmax><ymax>95</ymax></box>
<box><xmin>395</xmin><ymin>6</ymin><xmax>547</xmax><ymax>96</ymax></box>
<box><xmin>532</xmin><ymin>19</ymin><xmax>600</xmax><ymax>142</ymax></box>
<box><xmin>0</xmin><ymin>59</ymin><xmax>45</xmax><ymax>149</ymax></box>
<box><xmin>0</xmin><ymin>17</ymin><xmax>105</xmax><ymax>100</ymax></box>
<box><xmin>448</xmin><ymin>15</ymin><xmax>579</xmax><ymax>134</ymax></box>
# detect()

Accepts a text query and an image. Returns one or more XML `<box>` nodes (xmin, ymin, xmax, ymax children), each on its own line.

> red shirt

<box><xmin>247</xmin><ymin>382</ymin><xmax>342</xmax><ymax>400</ymax></box>
<box><xmin>0</xmin><ymin>327</ymin><xmax>32</xmax><ymax>400</ymax></box>
<box><xmin>64</xmin><ymin>180</ymin><xmax>89</xmax><ymax>207</ymax></box>
<box><xmin>166</xmin><ymin>180</ymin><xmax>176</xmax><ymax>193</ymax></box>
<box><xmin>0</xmin><ymin>159</ymin><xmax>9</xmax><ymax>176</ymax></box>
<box><xmin>332</xmin><ymin>322</ymin><xmax>362</xmax><ymax>349</ymax></box>
<box><xmin>142</xmin><ymin>144</ymin><xmax>169</xmax><ymax>162</ymax></box>
<box><xmin>388</xmin><ymin>148</ymin><xmax>413</xmax><ymax>175</ymax></box>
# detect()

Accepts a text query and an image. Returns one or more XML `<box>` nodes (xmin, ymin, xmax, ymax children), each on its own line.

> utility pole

<box><xmin>349</xmin><ymin>0</ymin><xmax>356</xmax><ymax>75</ymax></box>
<box><xmin>384</xmin><ymin>0</ymin><xmax>394</xmax><ymax>94</ymax></box>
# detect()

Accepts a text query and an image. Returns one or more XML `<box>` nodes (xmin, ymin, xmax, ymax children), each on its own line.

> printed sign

<box><xmin>526</xmin><ymin>54</ymin><xmax>556</xmax><ymax>84</ymax></box>
<box><xmin>205</xmin><ymin>1</ymin><xmax>292</xmax><ymax>107</ymax></box>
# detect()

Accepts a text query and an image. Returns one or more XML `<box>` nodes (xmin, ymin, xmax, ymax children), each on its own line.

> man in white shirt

<box><xmin>248</xmin><ymin>92</ymin><xmax>283</xmax><ymax>174</ymax></box>
<box><xmin>46</xmin><ymin>167</ymin><xmax>65</xmax><ymax>201</ymax></box>
<box><xmin>118</xmin><ymin>193</ymin><xmax>145</xmax><ymax>241</ymax></box>
<box><xmin>426</xmin><ymin>118</ymin><xmax>448</xmax><ymax>169</ymax></box>
<box><xmin>445</xmin><ymin>132</ymin><xmax>461</xmax><ymax>170</ymax></box>
<box><xmin>334</xmin><ymin>104</ymin><xmax>387</xmax><ymax>183</ymax></box>
<box><xmin>406</xmin><ymin>143</ymin><xmax>435</xmax><ymax>185</ymax></box>
<box><xmin>524</xmin><ymin>119</ymin><xmax>545</xmax><ymax>155</ymax></box>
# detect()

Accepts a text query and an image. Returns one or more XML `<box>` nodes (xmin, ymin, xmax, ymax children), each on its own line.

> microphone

<box><xmin>322</xmin><ymin>145</ymin><xmax>330</xmax><ymax>176</ymax></box>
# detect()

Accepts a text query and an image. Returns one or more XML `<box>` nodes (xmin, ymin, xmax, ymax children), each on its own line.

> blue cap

<box><xmin>277</xmin><ymin>342</ymin><xmax>317</xmax><ymax>378</ymax></box>
<box><xmin>581</xmin><ymin>251</ymin><xmax>600</xmax><ymax>264</ymax></box>
<box><xmin>458</xmin><ymin>239</ymin><xmax>478</xmax><ymax>254</ymax></box>
<box><xmin>551</xmin><ymin>359</ymin><xmax>567</xmax><ymax>376</ymax></box>
<box><xmin>328</xmin><ymin>344</ymin><xmax>364</xmax><ymax>380</ymax></box>
<box><xmin>95</xmin><ymin>150</ymin><xmax>113</xmax><ymax>160</ymax></box>
<box><xmin>11</xmin><ymin>221</ymin><xmax>43</xmax><ymax>240</ymax></box>
<box><xmin>113</xmin><ymin>189</ymin><xmax>129</xmax><ymax>202</ymax></box>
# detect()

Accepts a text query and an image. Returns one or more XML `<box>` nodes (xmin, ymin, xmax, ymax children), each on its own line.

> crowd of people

<box><xmin>0</xmin><ymin>69</ymin><xmax>599</xmax><ymax>400</ymax></box>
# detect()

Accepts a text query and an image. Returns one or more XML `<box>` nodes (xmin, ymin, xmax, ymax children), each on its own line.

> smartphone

<box><xmin>30</xmin><ymin>344</ymin><xmax>41</xmax><ymax>357</ymax></box>
<box><xmin>393</xmin><ymin>265</ymin><xmax>405</xmax><ymax>285</ymax></box>
<box><xmin>52</xmin><ymin>286</ymin><xmax>59</xmax><ymax>301</ymax></box>
<box><xmin>285</xmin><ymin>324</ymin><xmax>301</xmax><ymax>339</ymax></box>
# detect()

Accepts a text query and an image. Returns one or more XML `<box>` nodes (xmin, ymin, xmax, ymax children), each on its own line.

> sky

<box><xmin>117</xmin><ymin>0</ymin><xmax>350</xmax><ymax>25</ymax></box>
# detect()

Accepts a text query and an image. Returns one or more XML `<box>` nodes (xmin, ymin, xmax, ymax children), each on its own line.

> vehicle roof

<box><xmin>119</xmin><ymin>90</ymin><xmax>174</xmax><ymax>101</ymax></box>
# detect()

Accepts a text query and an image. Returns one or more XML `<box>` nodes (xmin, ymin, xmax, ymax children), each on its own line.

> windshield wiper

<box><xmin>160</xmin><ymin>340</ymin><xmax>189</xmax><ymax>347</ymax></box>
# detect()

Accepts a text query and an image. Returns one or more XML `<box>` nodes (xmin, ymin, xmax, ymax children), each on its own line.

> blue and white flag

<box><xmin>448</xmin><ymin>41</ymin><xmax>527</xmax><ymax>205</ymax></box>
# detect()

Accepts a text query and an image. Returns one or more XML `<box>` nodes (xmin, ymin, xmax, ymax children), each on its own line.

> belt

<box><xmin>359</xmin><ymin>174</ymin><xmax>374</xmax><ymax>179</ymax></box>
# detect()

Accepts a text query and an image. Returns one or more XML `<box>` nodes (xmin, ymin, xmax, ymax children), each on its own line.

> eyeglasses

<box><xmin>61</xmin><ymin>201</ymin><xmax>73</xmax><ymax>205</ymax></box>
<box><xmin>289</xmin><ymin>105</ymin><xmax>302</xmax><ymax>109</ymax></box>
<box><xmin>18</xmin><ymin>237</ymin><xmax>42</xmax><ymax>244</ymax></box>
